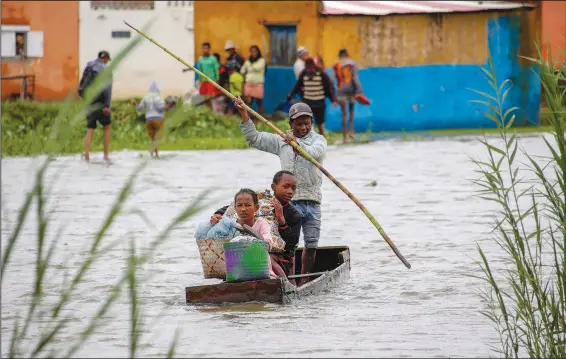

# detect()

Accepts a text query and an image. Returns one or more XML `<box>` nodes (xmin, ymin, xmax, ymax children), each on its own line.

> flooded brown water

<box><xmin>1</xmin><ymin>134</ymin><xmax>550</xmax><ymax>357</ymax></box>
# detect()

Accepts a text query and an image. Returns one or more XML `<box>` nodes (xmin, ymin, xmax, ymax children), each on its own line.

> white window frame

<box><xmin>1</xmin><ymin>25</ymin><xmax>31</xmax><ymax>32</ymax></box>
<box><xmin>0</xmin><ymin>25</ymin><xmax>44</xmax><ymax>59</ymax></box>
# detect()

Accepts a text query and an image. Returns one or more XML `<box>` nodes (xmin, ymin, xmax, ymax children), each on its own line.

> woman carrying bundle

<box><xmin>195</xmin><ymin>188</ymin><xmax>285</xmax><ymax>278</ymax></box>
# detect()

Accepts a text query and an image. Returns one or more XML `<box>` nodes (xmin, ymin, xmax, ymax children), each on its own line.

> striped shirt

<box><xmin>290</xmin><ymin>68</ymin><xmax>335</xmax><ymax>107</ymax></box>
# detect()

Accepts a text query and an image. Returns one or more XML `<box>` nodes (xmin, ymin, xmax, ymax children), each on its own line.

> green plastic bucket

<box><xmin>224</xmin><ymin>240</ymin><xmax>270</xmax><ymax>282</ymax></box>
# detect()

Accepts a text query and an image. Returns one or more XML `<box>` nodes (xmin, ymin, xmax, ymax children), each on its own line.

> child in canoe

<box><xmin>195</xmin><ymin>188</ymin><xmax>278</xmax><ymax>277</ymax></box>
<box><xmin>196</xmin><ymin>188</ymin><xmax>271</xmax><ymax>240</ymax></box>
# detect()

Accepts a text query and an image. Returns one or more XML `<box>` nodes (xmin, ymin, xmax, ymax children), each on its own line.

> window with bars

<box><xmin>90</xmin><ymin>1</ymin><xmax>155</xmax><ymax>10</ymax></box>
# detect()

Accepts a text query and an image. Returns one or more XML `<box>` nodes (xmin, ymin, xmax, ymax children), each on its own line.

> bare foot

<box><xmin>348</xmin><ymin>132</ymin><xmax>356</xmax><ymax>140</ymax></box>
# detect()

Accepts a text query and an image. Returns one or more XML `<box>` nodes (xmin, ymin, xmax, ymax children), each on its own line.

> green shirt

<box><xmin>195</xmin><ymin>55</ymin><xmax>219</xmax><ymax>83</ymax></box>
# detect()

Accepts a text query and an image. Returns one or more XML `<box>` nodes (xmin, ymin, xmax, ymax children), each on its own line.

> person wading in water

<box><xmin>233</xmin><ymin>97</ymin><xmax>327</xmax><ymax>286</ymax></box>
<box><xmin>131</xmin><ymin>81</ymin><xmax>171</xmax><ymax>158</ymax></box>
<box><xmin>78</xmin><ymin>50</ymin><xmax>113</xmax><ymax>163</ymax></box>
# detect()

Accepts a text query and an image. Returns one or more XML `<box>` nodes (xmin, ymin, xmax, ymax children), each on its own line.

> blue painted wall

<box><xmin>263</xmin><ymin>15</ymin><xmax>540</xmax><ymax>132</ymax></box>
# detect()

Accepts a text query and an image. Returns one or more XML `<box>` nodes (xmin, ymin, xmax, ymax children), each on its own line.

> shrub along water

<box><xmin>3</xmin><ymin>98</ymin><xmax>554</xmax><ymax>158</ymax></box>
<box><xmin>1</xmin><ymin>99</ymin><xmax>293</xmax><ymax>157</ymax></box>
<box><xmin>471</xmin><ymin>43</ymin><xmax>565</xmax><ymax>358</ymax></box>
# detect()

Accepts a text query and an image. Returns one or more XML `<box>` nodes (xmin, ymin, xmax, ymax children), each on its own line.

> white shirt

<box><xmin>293</xmin><ymin>58</ymin><xmax>305</xmax><ymax>79</ymax></box>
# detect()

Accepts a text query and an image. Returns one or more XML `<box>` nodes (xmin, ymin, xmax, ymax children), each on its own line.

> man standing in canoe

<box><xmin>233</xmin><ymin>97</ymin><xmax>327</xmax><ymax>285</ymax></box>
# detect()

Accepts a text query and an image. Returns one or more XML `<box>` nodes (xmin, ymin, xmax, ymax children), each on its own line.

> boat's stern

<box><xmin>185</xmin><ymin>278</ymin><xmax>285</xmax><ymax>305</ymax></box>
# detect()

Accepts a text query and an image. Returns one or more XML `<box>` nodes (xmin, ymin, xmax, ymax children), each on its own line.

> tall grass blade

<box><xmin>471</xmin><ymin>41</ymin><xmax>565</xmax><ymax>358</ymax></box>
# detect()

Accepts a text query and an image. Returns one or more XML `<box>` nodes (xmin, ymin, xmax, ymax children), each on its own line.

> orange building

<box><xmin>541</xmin><ymin>1</ymin><xmax>566</xmax><ymax>67</ymax></box>
<box><xmin>1</xmin><ymin>1</ymin><xmax>79</xmax><ymax>101</ymax></box>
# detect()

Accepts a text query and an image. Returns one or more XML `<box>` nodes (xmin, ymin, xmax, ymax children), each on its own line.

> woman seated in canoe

<box><xmin>195</xmin><ymin>188</ymin><xmax>282</xmax><ymax>278</ymax></box>
<box><xmin>195</xmin><ymin>188</ymin><xmax>270</xmax><ymax>240</ymax></box>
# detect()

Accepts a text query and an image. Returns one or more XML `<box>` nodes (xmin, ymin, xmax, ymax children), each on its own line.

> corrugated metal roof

<box><xmin>321</xmin><ymin>1</ymin><xmax>534</xmax><ymax>16</ymax></box>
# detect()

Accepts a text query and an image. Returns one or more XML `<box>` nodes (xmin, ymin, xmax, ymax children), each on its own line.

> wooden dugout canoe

<box><xmin>185</xmin><ymin>246</ymin><xmax>351</xmax><ymax>305</ymax></box>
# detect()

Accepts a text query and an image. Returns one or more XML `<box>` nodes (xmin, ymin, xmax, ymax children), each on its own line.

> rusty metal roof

<box><xmin>321</xmin><ymin>1</ymin><xmax>534</xmax><ymax>16</ymax></box>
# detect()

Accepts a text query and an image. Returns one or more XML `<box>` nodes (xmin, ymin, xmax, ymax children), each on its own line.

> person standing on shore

<box><xmin>240</xmin><ymin>45</ymin><xmax>267</xmax><ymax>118</ymax></box>
<box><xmin>78</xmin><ymin>50</ymin><xmax>112</xmax><ymax>163</ymax></box>
<box><xmin>288</xmin><ymin>57</ymin><xmax>337</xmax><ymax>137</ymax></box>
<box><xmin>213</xmin><ymin>52</ymin><xmax>228</xmax><ymax>114</ymax></box>
<box><xmin>293</xmin><ymin>46</ymin><xmax>309</xmax><ymax>80</ymax></box>
<box><xmin>195</xmin><ymin>42</ymin><xmax>220</xmax><ymax>109</ymax></box>
<box><xmin>333</xmin><ymin>48</ymin><xmax>363</xmax><ymax>143</ymax></box>
<box><xmin>226</xmin><ymin>63</ymin><xmax>245</xmax><ymax>116</ymax></box>
<box><xmin>233</xmin><ymin>97</ymin><xmax>327</xmax><ymax>286</ymax></box>
<box><xmin>224</xmin><ymin>40</ymin><xmax>244</xmax><ymax>71</ymax></box>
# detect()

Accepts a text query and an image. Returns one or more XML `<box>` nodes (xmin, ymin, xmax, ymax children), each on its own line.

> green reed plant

<box><xmin>1</xmin><ymin>19</ymin><xmax>211</xmax><ymax>358</ymax></box>
<box><xmin>469</xmin><ymin>43</ymin><xmax>565</xmax><ymax>358</ymax></box>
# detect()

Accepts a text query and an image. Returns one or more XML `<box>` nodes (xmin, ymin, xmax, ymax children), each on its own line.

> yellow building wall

<box><xmin>518</xmin><ymin>6</ymin><xmax>542</xmax><ymax>65</ymax></box>
<box><xmin>318</xmin><ymin>17</ymin><xmax>363</xmax><ymax>65</ymax></box>
<box><xmin>320</xmin><ymin>10</ymin><xmax>540</xmax><ymax>68</ymax></box>
<box><xmin>194</xmin><ymin>0</ymin><xmax>321</xmax><ymax>63</ymax></box>
<box><xmin>194</xmin><ymin>1</ymin><xmax>540</xmax><ymax>69</ymax></box>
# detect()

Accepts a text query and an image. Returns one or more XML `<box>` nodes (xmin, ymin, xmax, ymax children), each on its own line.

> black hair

<box><xmin>273</xmin><ymin>170</ymin><xmax>295</xmax><ymax>184</ymax></box>
<box><xmin>234</xmin><ymin>188</ymin><xmax>258</xmax><ymax>206</ymax></box>
<box><xmin>249</xmin><ymin>45</ymin><xmax>266</xmax><ymax>70</ymax></box>
<box><xmin>202</xmin><ymin>42</ymin><xmax>211</xmax><ymax>48</ymax></box>
<box><xmin>98</xmin><ymin>50</ymin><xmax>110</xmax><ymax>59</ymax></box>
<box><xmin>213</xmin><ymin>52</ymin><xmax>221</xmax><ymax>62</ymax></box>
<box><xmin>339</xmin><ymin>48</ymin><xmax>348</xmax><ymax>58</ymax></box>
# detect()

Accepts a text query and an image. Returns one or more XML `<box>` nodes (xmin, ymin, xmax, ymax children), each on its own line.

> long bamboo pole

<box><xmin>124</xmin><ymin>21</ymin><xmax>411</xmax><ymax>269</ymax></box>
